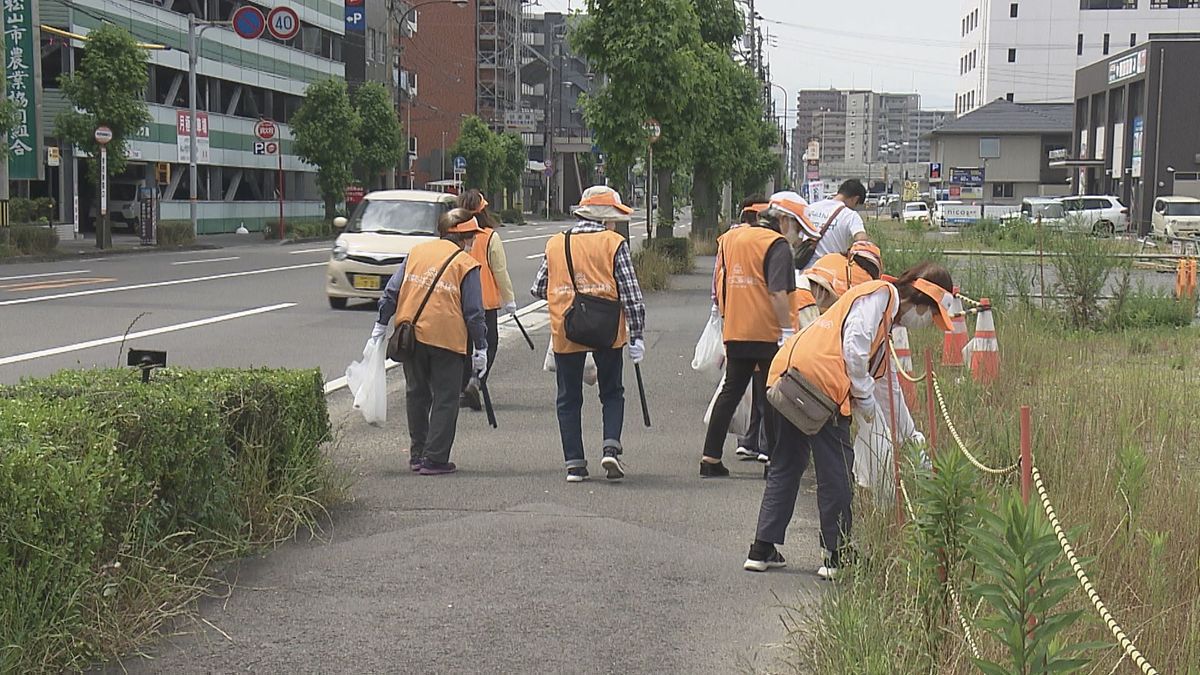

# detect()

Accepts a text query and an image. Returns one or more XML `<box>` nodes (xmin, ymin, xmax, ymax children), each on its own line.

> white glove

<box><xmin>628</xmin><ymin>338</ymin><xmax>645</xmax><ymax>364</ymax></box>
<box><xmin>371</xmin><ymin>322</ymin><xmax>388</xmax><ymax>340</ymax></box>
<box><xmin>710</xmin><ymin>304</ymin><xmax>720</xmax><ymax>319</ymax></box>
<box><xmin>778</xmin><ymin>327</ymin><xmax>795</xmax><ymax>347</ymax></box>
<box><xmin>503</xmin><ymin>301</ymin><xmax>518</xmax><ymax>316</ymax></box>
<box><xmin>910</xmin><ymin>430</ymin><xmax>927</xmax><ymax>446</ymax></box>
<box><xmin>472</xmin><ymin>348</ymin><xmax>488</xmax><ymax>379</ymax></box>
<box><xmin>855</xmin><ymin>399</ymin><xmax>877</xmax><ymax>424</ymax></box>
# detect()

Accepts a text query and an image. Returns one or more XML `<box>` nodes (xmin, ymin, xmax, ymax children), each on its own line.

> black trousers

<box><xmin>461</xmin><ymin>308</ymin><xmax>500</xmax><ymax>389</ymax></box>
<box><xmin>702</xmin><ymin>355</ymin><xmax>774</xmax><ymax>460</ymax></box>
<box><xmin>754</xmin><ymin>407</ymin><xmax>855</xmax><ymax>564</ymax></box>
<box><xmin>404</xmin><ymin>342</ymin><xmax>467</xmax><ymax>465</ymax></box>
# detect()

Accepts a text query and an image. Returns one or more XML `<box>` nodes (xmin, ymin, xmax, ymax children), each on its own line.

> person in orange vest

<box><xmin>793</xmin><ymin>241</ymin><xmax>883</xmax><ymax>331</ymax></box>
<box><xmin>456</xmin><ymin>189</ymin><xmax>517</xmax><ymax>411</ymax></box>
<box><xmin>373</xmin><ymin>208</ymin><xmax>488</xmax><ymax>476</ymax></box>
<box><xmin>532</xmin><ymin>186</ymin><xmax>646</xmax><ymax>483</ymax></box>
<box><xmin>743</xmin><ymin>262</ymin><xmax>955</xmax><ymax>579</ymax></box>
<box><xmin>701</xmin><ymin>194</ymin><xmax>797</xmax><ymax>477</ymax></box>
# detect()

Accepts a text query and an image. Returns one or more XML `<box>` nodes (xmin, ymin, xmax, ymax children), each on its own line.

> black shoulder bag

<box><xmin>793</xmin><ymin>204</ymin><xmax>848</xmax><ymax>271</ymax></box>
<box><xmin>387</xmin><ymin>250</ymin><xmax>463</xmax><ymax>362</ymax></box>
<box><xmin>562</xmin><ymin>232</ymin><xmax>623</xmax><ymax>350</ymax></box>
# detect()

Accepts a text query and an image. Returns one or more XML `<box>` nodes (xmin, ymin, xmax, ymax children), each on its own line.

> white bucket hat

<box><xmin>768</xmin><ymin>190</ymin><xmax>818</xmax><ymax>238</ymax></box>
<box><xmin>572</xmin><ymin>185</ymin><xmax>634</xmax><ymax>223</ymax></box>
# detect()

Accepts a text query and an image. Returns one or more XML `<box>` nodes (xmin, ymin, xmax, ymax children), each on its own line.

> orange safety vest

<box><xmin>769</xmin><ymin>280</ymin><xmax>898</xmax><ymax>416</ymax></box>
<box><xmin>469</xmin><ymin>228</ymin><xmax>502</xmax><ymax>310</ymax></box>
<box><xmin>545</xmin><ymin>230</ymin><xmax>628</xmax><ymax>354</ymax></box>
<box><xmin>394</xmin><ymin>238</ymin><xmax>482</xmax><ymax>355</ymax></box>
<box><xmin>716</xmin><ymin>226</ymin><xmax>787</xmax><ymax>343</ymax></box>
<box><xmin>805</xmin><ymin>253</ymin><xmax>874</xmax><ymax>299</ymax></box>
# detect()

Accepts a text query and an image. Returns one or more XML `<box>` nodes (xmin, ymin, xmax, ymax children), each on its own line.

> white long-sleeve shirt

<box><xmin>841</xmin><ymin>285</ymin><xmax>913</xmax><ymax>435</ymax></box>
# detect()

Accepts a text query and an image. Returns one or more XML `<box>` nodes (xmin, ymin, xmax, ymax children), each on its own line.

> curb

<box><xmin>0</xmin><ymin>243</ymin><xmax>220</xmax><ymax>265</ymax></box>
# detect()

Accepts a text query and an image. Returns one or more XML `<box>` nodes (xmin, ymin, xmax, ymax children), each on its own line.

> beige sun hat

<box><xmin>572</xmin><ymin>185</ymin><xmax>634</xmax><ymax>223</ymax></box>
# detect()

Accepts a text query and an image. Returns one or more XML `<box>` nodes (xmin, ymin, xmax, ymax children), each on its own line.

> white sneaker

<box><xmin>756</xmin><ymin>453</ymin><xmax>769</xmax><ymax>463</ymax></box>
<box><xmin>735</xmin><ymin>446</ymin><xmax>758</xmax><ymax>459</ymax></box>
<box><xmin>816</xmin><ymin>565</ymin><xmax>840</xmax><ymax>581</ymax></box>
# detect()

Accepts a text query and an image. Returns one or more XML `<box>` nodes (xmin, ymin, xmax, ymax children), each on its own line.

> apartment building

<box><xmin>956</xmin><ymin>0</ymin><xmax>1200</xmax><ymax>115</ymax></box>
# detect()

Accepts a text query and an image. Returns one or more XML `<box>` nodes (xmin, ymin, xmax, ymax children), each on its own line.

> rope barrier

<box><xmin>929</xmin><ymin>373</ymin><xmax>1020</xmax><ymax>476</ymax></box>
<box><xmin>888</xmin><ymin>339</ymin><xmax>926</xmax><ymax>383</ymax></box>
<box><xmin>1030</xmin><ymin>465</ymin><xmax>1160</xmax><ymax>675</ymax></box>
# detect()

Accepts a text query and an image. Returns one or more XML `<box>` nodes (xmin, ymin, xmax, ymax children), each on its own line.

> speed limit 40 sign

<box><xmin>267</xmin><ymin>6</ymin><xmax>300</xmax><ymax>41</ymax></box>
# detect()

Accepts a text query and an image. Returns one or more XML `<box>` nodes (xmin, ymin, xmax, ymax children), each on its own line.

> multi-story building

<box><xmin>519</xmin><ymin>11</ymin><xmax>593</xmax><ymax>213</ymax></box>
<box><xmin>477</xmin><ymin>0</ymin><xmax>521</xmax><ymax>128</ymax></box>
<box><xmin>24</xmin><ymin>0</ymin><xmax>346</xmax><ymax>234</ymax></box>
<box><xmin>956</xmin><ymin>0</ymin><xmax>1200</xmax><ymax>116</ymax></box>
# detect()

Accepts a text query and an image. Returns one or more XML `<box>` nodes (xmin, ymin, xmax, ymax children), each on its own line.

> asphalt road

<box><xmin>0</xmin><ymin>217</ymin><xmax>668</xmax><ymax>385</ymax></box>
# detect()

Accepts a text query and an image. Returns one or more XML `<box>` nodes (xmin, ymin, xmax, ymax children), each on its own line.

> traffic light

<box><xmin>155</xmin><ymin>162</ymin><xmax>171</xmax><ymax>186</ymax></box>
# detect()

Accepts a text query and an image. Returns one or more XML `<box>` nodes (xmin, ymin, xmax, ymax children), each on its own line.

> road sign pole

<box><xmin>99</xmin><ymin>145</ymin><xmax>109</xmax><ymax>249</ymax></box>
<box><xmin>278</xmin><ymin>150</ymin><xmax>285</xmax><ymax>240</ymax></box>
<box><xmin>188</xmin><ymin>12</ymin><xmax>199</xmax><ymax>237</ymax></box>
<box><xmin>646</xmin><ymin>144</ymin><xmax>653</xmax><ymax>239</ymax></box>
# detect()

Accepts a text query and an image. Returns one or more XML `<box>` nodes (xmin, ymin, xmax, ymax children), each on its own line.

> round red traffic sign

<box><xmin>232</xmin><ymin>5</ymin><xmax>266</xmax><ymax>39</ymax></box>
<box><xmin>94</xmin><ymin>125</ymin><xmax>113</xmax><ymax>145</ymax></box>
<box><xmin>266</xmin><ymin>6</ymin><xmax>300</xmax><ymax>41</ymax></box>
<box><xmin>643</xmin><ymin>118</ymin><xmax>662</xmax><ymax>143</ymax></box>
<box><xmin>255</xmin><ymin>119</ymin><xmax>278</xmax><ymax>140</ymax></box>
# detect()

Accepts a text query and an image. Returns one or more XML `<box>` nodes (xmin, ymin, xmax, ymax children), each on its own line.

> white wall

<box><xmin>957</xmin><ymin>0</ymin><xmax>1200</xmax><ymax>114</ymax></box>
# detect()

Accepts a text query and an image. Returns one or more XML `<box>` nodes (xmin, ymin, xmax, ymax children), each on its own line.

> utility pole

<box><xmin>187</xmin><ymin>13</ymin><xmax>231</xmax><ymax>237</ymax></box>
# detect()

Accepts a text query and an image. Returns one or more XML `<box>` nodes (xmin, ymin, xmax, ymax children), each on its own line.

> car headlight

<box><xmin>332</xmin><ymin>241</ymin><xmax>348</xmax><ymax>261</ymax></box>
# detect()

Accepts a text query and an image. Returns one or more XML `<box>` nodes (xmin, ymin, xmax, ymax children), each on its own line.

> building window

<box><xmin>980</xmin><ymin>137</ymin><xmax>1001</xmax><ymax>158</ymax></box>
<box><xmin>1006</xmin><ymin>92</ymin><xmax>1015</xmax><ymax>101</ymax></box>
<box><xmin>1011</xmin><ymin>2</ymin><xmax>1019</xmax><ymax>16</ymax></box>
<box><xmin>1008</xmin><ymin>48</ymin><xmax>1017</xmax><ymax>62</ymax></box>
<box><xmin>1078</xmin><ymin>34</ymin><xmax>1084</xmax><ymax>55</ymax></box>
<box><xmin>1131</xmin><ymin>33</ymin><xmax>1137</xmax><ymax>46</ymax></box>
<box><xmin>1081</xmin><ymin>0</ymin><xmax>1137</xmax><ymax>8</ymax></box>
<box><xmin>1150</xmin><ymin>0</ymin><xmax>1199</xmax><ymax>7</ymax></box>
<box><xmin>1103</xmin><ymin>34</ymin><xmax>1111</xmax><ymax>54</ymax></box>
<box><xmin>992</xmin><ymin>182</ymin><xmax>1015</xmax><ymax>198</ymax></box>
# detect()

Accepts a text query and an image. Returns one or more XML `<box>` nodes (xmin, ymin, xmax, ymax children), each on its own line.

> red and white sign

<box><xmin>176</xmin><ymin>110</ymin><xmax>210</xmax><ymax>163</ymax></box>
<box><xmin>255</xmin><ymin>119</ymin><xmax>278</xmax><ymax>140</ymax></box>
<box><xmin>267</xmin><ymin>6</ymin><xmax>300</xmax><ymax>41</ymax></box>
<box><xmin>93</xmin><ymin>125</ymin><xmax>113</xmax><ymax>145</ymax></box>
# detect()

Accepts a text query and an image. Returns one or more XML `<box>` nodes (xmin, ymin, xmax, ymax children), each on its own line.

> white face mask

<box><xmin>899</xmin><ymin>306</ymin><xmax>933</xmax><ymax>329</ymax></box>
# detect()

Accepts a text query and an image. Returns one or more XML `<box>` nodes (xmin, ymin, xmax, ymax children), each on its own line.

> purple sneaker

<box><xmin>409</xmin><ymin>458</ymin><xmax>423</xmax><ymax>472</ymax></box>
<box><xmin>418</xmin><ymin>460</ymin><xmax>458</xmax><ymax>476</ymax></box>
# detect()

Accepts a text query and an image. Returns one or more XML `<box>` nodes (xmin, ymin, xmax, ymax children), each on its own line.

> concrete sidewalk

<box><xmin>109</xmin><ymin>263</ymin><xmax>826</xmax><ymax>674</ymax></box>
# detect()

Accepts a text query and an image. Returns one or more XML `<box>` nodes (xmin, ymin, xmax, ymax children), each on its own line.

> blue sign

<box><xmin>345</xmin><ymin>0</ymin><xmax>365</xmax><ymax>33</ymax></box>
<box><xmin>232</xmin><ymin>5</ymin><xmax>266</xmax><ymax>40</ymax></box>
<box><xmin>453</xmin><ymin>156</ymin><xmax>467</xmax><ymax>171</ymax></box>
<box><xmin>949</xmin><ymin>167</ymin><xmax>984</xmax><ymax>187</ymax></box>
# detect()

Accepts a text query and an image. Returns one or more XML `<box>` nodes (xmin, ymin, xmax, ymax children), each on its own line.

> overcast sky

<box><xmin>530</xmin><ymin>0</ymin><xmax>961</xmax><ymax>115</ymax></box>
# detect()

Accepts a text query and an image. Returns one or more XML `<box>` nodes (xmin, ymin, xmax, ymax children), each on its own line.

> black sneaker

<box><xmin>743</xmin><ymin>542</ymin><xmax>787</xmax><ymax>572</ymax></box>
<box><xmin>566</xmin><ymin>467</ymin><xmax>589</xmax><ymax>483</ymax></box>
<box><xmin>600</xmin><ymin>449</ymin><xmax>625</xmax><ymax>480</ymax></box>
<box><xmin>700</xmin><ymin>460</ymin><xmax>730</xmax><ymax>478</ymax></box>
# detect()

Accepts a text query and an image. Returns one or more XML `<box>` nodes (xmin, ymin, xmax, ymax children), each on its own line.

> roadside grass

<box><xmin>790</xmin><ymin>308</ymin><xmax>1200</xmax><ymax>673</ymax></box>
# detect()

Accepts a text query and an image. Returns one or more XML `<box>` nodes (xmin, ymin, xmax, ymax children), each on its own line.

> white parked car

<box><xmin>1152</xmin><ymin>196</ymin><xmax>1200</xmax><ymax>240</ymax></box>
<box><xmin>325</xmin><ymin>190</ymin><xmax>457</xmax><ymax>309</ymax></box>
<box><xmin>1056</xmin><ymin>195</ymin><xmax>1128</xmax><ymax>236</ymax></box>
<box><xmin>931</xmin><ymin>200</ymin><xmax>964</xmax><ymax>229</ymax></box>
<box><xmin>1001</xmin><ymin>198</ymin><xmax>1067</xmax><ymax>226</ymax></box>
<box><xmin>901</xmin><ymin>201</ymin><xmax>931</xmax><ymax>224</ymax></box>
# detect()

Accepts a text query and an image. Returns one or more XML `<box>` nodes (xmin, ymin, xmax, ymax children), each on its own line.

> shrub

<box><xmin>1107</xmin><ymin>283</ymin><xmax>1196</xmax><ymax>330</ymax></box>
<box><xmin>497</xmin><ymin>208</ymin><xmax>524</xmax><ymax>225</ymax></box>
<box><xmin>156</xmin><ymin>221</ymin><xmax>195</xmax><ymax>247</ymax></box>
<box><xmin>647</xmin><ymin>236</ymin><xmax>693</xmax><ymax>274</ymax></box>
<box><xmin>1051</xmin><ymin>234</ymin><xmax>1128</xmax><ymax>328</ymax></box>
<box><xmin>0</xmin><ymin>368</ymin><xmax>340</xmax><ymax>672</ymax></box>
<box><xmin>963</xmin><ymin>218</ymin><xmax>1043</xmax><ymax>251</ymax></box>
<box><xmin>689</xmin><ymin>229</ymin><xmax>719</xmax><ymax>257</ymax></box>
<box><xmin>632</xmin><ymin>246</ymin><xmax>671</xmax><ymax>291</ymax></box>
<box><xmin>872</xmin><ymin>229</ymin><xmax>947</xmax><ymax>278</ymax></box>
<box><xmin>264</xmin><ymin>219</ymin><xmax>333</xmax><ymax>240</ymax></box>
<box><xmin>7</xmin><ymin>196</ymin><xmax>55</xmax><ymax>224</ymax></box>
<box><xmin>0</xmin><ymin>224</ymin><xmax>59</xmax><ymax>255</ymax></box>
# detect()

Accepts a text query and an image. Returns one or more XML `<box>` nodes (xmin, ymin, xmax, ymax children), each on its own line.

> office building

<box><xmin>956</xmin><ymin>0</ymin><xmax>1200</xmax><ymax>116</ymax></box>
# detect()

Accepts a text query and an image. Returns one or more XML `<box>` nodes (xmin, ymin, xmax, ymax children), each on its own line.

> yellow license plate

<box><xmin>352</xmin><ymin>274</ymin><xmax>381</xmax><ymax>291</ymax></box>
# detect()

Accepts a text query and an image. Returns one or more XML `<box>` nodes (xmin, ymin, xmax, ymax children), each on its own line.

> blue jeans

<box><xmin>554</xmin><ymin>348</ymin><xmax>625</xmax><ymax>468</ymax></box>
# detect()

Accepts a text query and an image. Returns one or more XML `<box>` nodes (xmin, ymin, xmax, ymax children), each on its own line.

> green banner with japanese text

<box><xmin>4</xmin><ymin>0</ymin><xmax>42</xmax><ymax>180</ymax></box>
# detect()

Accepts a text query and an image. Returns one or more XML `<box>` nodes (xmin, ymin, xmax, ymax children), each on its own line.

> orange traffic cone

<box><xmin>942</xmin><ymin>289</ymin><xmax>968</xmax><ymax>366</ymax></box>
<box><xmin>891</xmin><ymin>326</ymin><xmax>918</xmax><ymax>413</ymax></box>
<box><xmin>968</xmin><ymin>299</ymin><xmax>1000</xmax><ymax>385</ymax></box>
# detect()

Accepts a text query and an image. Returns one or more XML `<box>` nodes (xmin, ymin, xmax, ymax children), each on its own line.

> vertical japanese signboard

<box><xmin>3</xmin><ymin>0</ymin><xmax>42</xmax><ymax>179</ymax></box>
<box><xmin>176</xmin><ymin>110</ymin><xmax>210</xmax><ymax>163</ymax></box>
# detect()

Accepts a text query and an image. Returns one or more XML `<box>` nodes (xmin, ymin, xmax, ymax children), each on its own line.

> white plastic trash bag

<box><xmin>853</xmin><ymin>404</ymin><xmax>894</xmax><ymax>502</ymax></box>
<box><xmin>544</xmin><ymin>343</ymin><xmax>598</xmax><ymax>387</ymax></box>
<box><xmin>702</xmin><ymin>374</ymin><xmax>752</xmax><ymax>437</ymax></box>
<box><xmin>692</xmin><ymin>312</ymin><xmax>725</xmax><ymax>374</ymax></box>
<box><xmin>346</xmin><ymin>336</ymin><xmax>388</xmax><ymax>425</ymax></box>
<box><xmin>543</xmin><ymin>342</ymin><xmax>556</xmax><ymax>372</ymax></box>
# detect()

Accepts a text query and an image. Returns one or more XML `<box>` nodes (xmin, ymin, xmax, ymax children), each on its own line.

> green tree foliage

<box><xmin>0</xmin><ymin>100</ymin><xmax>19</xmax><ymax>160</ymax></box>
<box><xmin>54</xmin><ymin>24</ymin><xmax>152</xmax><ymax>248</ymax></box>
<box><xmin>494</xmin><ymin>131</ymin><xmax>526</xmax><ymax>207</ymax></box>
<box><xmin>449</xmin><ymin>116</ymin><xmax>525</xmax><ymax>208</ymax></box>
<box><xmin>353</xmin><ymin>82</ymin><xmax>404</xmax><ymax>190</ymax></box>
<box><xmin>292</xmin><ymin>78</ymin><xmax>362</xmax><ymax>220</ymax></box>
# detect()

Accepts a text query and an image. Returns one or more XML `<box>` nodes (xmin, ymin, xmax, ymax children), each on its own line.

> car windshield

<box><xmin>1165</xmin><ymin>202</ymin><xmax>1200</xmax><ymax>216</ymax></box>
<box><xmin>111</xmin><ymin>184</ymin><xmax>139</xmax><ymax>201</ymax></box>
<box><xmin>1036</xmin><ymin>204</ymin><xmax>1065</xmax><ymax>219</ymax></box>
<box><xmin>348</xmin><ymin>199</ymin><xmax>446</xmax><ymax>235</ymax></box>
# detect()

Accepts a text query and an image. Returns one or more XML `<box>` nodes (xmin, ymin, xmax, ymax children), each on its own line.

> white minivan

<box><xmin>1152</xmin><ymin>196</ymin><xmax>1200</xmax><ymax>240</ymax></box>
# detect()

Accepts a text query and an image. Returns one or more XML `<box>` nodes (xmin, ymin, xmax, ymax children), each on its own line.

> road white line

<box><xmin>0</xmin><ymin>303</ymin><xmax>297</xmax><ymax>367</ymax></box>
<box><xmin>0</xmin><ymin>269</ymin><xmax>90</xmax><ymax>282</ymax></box>
<box><xmin>323</xmin><ymin>300</ymin><xmax>550</xmax><ymax>395</ymax></box>
<box><xmin>0</xmin><ymin>262</ymin><xmax>325</xmax><ymax>307</ymax></box>
<box><xmin>504</xmin><ymin>233</ymin><xmax>557</xmax><ymax>244</ymax></box>
<box><xmin>290</xmin><ymin>247</ymin><xmax>331</xmax><ymax>255</ymax></box>
<box><xmin>525</xmin><ymin>253</ymin><xmax>545</xmax><ymax>260</ymax></box>
<box><xmin>171</xmin><ymin>256</ymin><xmax>241</xmax><ymax>266</ymax></box>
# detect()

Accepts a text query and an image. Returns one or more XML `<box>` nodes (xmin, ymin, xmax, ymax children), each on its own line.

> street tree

<box><xmin>0</xmin><ymin>100</ymin><xmax>19</xmax><ymax>159</ymax></box>
<box><xmin>572</xmin><ymin>0</ymin><xmax>704</xmax><ymax>238</ymax></box>
<box><xmin>493</xmin><ymin>131</ymin><xmax>526</xmax><ymax>209</ymax></box>
<box><xmin>354</xmin><ymin>82</ymin><xmax>404</xmax><ymax>190</ymax></box>
<box><xmin>55</xmin><ymin>24</ymin><xmax>152</xmax><ymax>248</ymax></box>
<box><xmin>450</xmin><ymin>116</ymin><xmax>495</xmax><ymax>196</ymax></box>
<box><xmin>291</xmin><ymin>78</ymin><xmax>362</xmax><ymax>220</ymax></box>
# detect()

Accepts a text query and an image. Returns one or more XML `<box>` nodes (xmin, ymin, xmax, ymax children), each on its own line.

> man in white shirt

<box><xmin>798</xmin><ymin>179</ymin><xmax>870</xmax><ymax>270</ymax></box>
